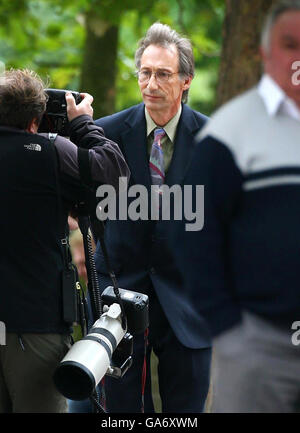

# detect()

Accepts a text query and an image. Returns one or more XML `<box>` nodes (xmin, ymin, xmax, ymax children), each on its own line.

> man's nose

<box><xmin>147</xmin><ymin>73</ymin><xmax>159</xmax><ymax>89</ymax></box>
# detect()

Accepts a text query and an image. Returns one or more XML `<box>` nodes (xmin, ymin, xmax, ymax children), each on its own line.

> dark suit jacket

<box><xmin>94</xmin><ymin>102</ymin><xmax>211</xmax><ymax>349</ymax></box>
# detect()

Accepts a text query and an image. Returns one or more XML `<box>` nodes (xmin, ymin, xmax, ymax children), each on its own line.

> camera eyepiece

<box><xmin>38</xmin><ymin>89</ymin><xmax>82</xmax><ymax>136</ymax></box>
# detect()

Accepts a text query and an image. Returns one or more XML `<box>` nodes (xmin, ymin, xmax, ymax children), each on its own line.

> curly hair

<box><xmin>0</xmin><ymin>68</ymin><xmax>48</xmax><ymax>129</ymax></box>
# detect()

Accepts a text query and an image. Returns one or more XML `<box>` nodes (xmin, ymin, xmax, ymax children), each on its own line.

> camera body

<box><xmin>103</xmin><ymin>286</ymin><xmax>149</xmax><ymax>380</ymax></box>
<box><xmin>53</xmin><ymin>287</ymin><xmax>149</xmax><ymax>401</ymax></box>
<box><xmin>102</xmin><ymin>286</ymin><xmax>149</xmax><ymax>335</ymax></box>
<box><xmin>38</xmin><ymin>88</ymin><xmax>82</xmax><ymax>136</ymax></box>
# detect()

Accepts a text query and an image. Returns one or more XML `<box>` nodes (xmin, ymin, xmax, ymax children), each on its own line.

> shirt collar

<box><xmin>145</xmin><ymin>105</ymin><xmax>182</xmax><ymax>142</ymax></box>
<box><xmin>258</xmin><ymin>74</ymin><xmax>300</xmax><ymax>120</ymax></box>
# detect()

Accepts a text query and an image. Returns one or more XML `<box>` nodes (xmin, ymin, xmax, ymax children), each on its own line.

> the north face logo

<box><xmin>24</xmin><ymin>143</ymin><xmax>42</xmax><ymax>151</ymax></box>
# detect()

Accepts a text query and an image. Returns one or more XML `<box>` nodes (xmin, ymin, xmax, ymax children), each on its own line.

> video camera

<box><xmin>38</xmin><ymin>88</ymin><xmax>82</xmax><ymax>136</ymax></box>
<box><xmin>53</xmin><ymin>286</ymin><xmax>149</xmax><ymax>401</ymax></box>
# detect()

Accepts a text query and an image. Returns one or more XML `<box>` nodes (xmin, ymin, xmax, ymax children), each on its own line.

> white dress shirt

<box><xmin>258</xmin><ymin>74</ymin><xmax>300</xmax><ymax>121</ymax></box>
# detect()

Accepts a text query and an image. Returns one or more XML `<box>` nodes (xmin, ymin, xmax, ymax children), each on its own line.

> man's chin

<box><xmin>144</xmin><ymin>99</ymin><xmax>164</xmax><ymax>111</ymax></box>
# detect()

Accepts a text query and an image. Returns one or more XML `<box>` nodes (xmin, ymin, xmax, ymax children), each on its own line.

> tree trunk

<box><xmin>216</xmin><ymin>0</ymin><xmax>277</xmax><ymax>108</ymax></box>
<box><xmin>80</xmin><ymin>11</ymin><xmax>119</xmax><ymax>118</ymax></box>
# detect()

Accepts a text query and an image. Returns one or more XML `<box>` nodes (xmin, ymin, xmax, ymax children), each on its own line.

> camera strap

<box><xmin>48</xmin><ymin>133</ymin><xmax>71</xmax><ymax>266</ymax></box>
<box><xmin>77</xmin><ymin>146</ymin><xmax>127</xmax><ymax>331</ymax></box>
<box><xmin>48</xmin><ymin>133</ymin><xmax>87</xmax><ymax>331</ymax></box>
<box><xmin>48</xmin><ymin>133</ymin><xmax>69</xmax><ymax>257</ymax></box>
<box><xmin>141</xmin><ymin>328</ymin><xmax>149</xmax><ymax>413</ymax></box>
<box><xmin>77</xmin><ymin>146</ymin><xmax>150</xmax><ymax>413</ymax></box>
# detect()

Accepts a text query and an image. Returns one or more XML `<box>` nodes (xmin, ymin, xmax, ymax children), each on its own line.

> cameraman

<box><xmin>0</xmin><ymin>68</ymin><xmax>129</xmax><ymax>413</ymax></box>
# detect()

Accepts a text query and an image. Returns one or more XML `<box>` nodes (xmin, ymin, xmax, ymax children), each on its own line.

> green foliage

<box><xmin>0</xmin><ymin>0</ymin><xmax>84</xmax><ymax>88</ymax></box>
<box><xmin>0</xmin><ymin>0</ymin><xmax>224</xmax><ymax>115</ymax></box>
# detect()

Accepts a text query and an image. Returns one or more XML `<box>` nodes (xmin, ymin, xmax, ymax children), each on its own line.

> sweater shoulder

<box><xmin>197</xmin><ymin>87</ymin><xmax>260</xmax><ymax>143</ymax></box>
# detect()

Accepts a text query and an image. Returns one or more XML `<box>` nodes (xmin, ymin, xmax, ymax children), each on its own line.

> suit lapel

<box><xmin>121</xmin><ymin>104</ymin><xmax>152</xmax><ymax>189</ymax></box>
<box><xmin>165</xmin><ymin>104</ymin><xmax>201</xmax><ymax>186</ymax></box>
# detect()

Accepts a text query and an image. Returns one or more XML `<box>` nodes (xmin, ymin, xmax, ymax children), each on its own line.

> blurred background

<box><xmin>1</xmin><ymin>0</ymin><xmax>279</xmax><ymax>412</ymax></box>
<box><xmin>0</xmin><ymin>0</ymin><xmax>224</xmax><ymax>117</ymax></box>
<box><xmin>0</xmin><ymin>0</ymin><xmax>279</xmax><ymax>116</ymax></box>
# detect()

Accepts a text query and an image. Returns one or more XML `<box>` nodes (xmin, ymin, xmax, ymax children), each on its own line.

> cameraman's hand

<box><xmin>66</xmin><ymin>92</ymin><xmax>94</xmax><ymax>121</ymax></box>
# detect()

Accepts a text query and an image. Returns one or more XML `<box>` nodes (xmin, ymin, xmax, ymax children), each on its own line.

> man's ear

<box><xmin>260</xmin><ymin>45</ymin><xmax>272</xmax><ymax>75</ymax></box>
<box><xmin>260</xmin><ymin>41</ymin><xmax>273</xmax><ymax>63</ymax></box>
<box><xmin>259</xmin><ymin>45</ymin><xmax>267</xmax><ymax>63</ymax></box>
<box><xmin>182</xmin><ymin>75</ymin><xmax>193</xmax><ymax>91</ymax></box>
<box><xmin>26</xmin><ymin>118</ymin><xmax>39</xmax><ymax>133</ymax></box>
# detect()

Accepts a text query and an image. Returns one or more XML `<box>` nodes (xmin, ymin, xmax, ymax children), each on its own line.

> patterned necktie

<box><xmin>149</xmin><ymin>128</ymin><xmax>166</xmax><ymax>186</ymax></box>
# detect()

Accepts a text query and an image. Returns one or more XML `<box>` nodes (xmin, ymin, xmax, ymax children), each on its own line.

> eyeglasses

<box><xmin>136</xmin><ymin>69</ymin><xmax>179</xmax><ymax>84</ymax></box>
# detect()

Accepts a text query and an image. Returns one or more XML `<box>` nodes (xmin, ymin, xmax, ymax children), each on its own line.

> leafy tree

<box><xmin>80</xmin><ymin>0</ymin><xmax>157</xmax><ymax>117</ymax></box>
<box><xmin>216</xmin><ymin>0</ymin><xmax>278</xmax><ymax>107</ymax></box>
<box><xmin>0</xmin><ymin>0</ymin><xmax>224</xmax><ymax>117</ymax></box>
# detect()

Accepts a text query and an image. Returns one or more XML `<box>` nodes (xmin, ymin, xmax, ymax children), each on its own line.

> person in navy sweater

<box><xmin>172</xmin><ymin>0</ymin><xmax>300</xmax><ymax>412</ymax></box>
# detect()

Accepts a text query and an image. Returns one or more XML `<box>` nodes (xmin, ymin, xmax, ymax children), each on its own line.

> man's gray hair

<box><xmin>261</xmin><ymin>0</ymin><xmax>300</xmax><ymax>52</ymax></box>
<box><xmin>135</xmin><ymin>22</ymin><xmax>194</xmax><ymax>103</ymax></box>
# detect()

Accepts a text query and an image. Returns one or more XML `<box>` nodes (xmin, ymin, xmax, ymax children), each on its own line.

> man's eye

<box><xmin>157</xmin><ymin>71</ymin><xmax>169</xmax><ymax>79</ymax></box>
<box><xmin>284</xmin><ymin>43</ymin><xmax>298</xmax><ymax>49</ymax></box>
<box><xmin>281</xmin><ymin>38</ymin><xmax>299</xmax><ymax>50</ymax></box>
<box><xmin>140</xmin><ymin>70</ymin><xmax>151</xmax><ymax>78</ymax></box>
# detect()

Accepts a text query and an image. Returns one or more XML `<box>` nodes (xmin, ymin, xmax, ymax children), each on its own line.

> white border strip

<box><xmin>243</xmin><ymin>175</ymin><xmax>300</xmax><ymax>191</ymax></box>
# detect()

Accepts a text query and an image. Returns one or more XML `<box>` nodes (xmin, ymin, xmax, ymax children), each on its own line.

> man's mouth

<box><xmin>144</xmin><ymin>93</ymin><xmax>162</xmax><ymax>99</ymax></box>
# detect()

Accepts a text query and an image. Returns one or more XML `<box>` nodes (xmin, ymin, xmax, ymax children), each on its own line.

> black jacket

<box><xmin>94</xmin><ymin>103</ymin><xmax>211</xmax><ymax>349</ymax></box>
<box><xmin>0</xmin><ymin>115</ymin><xmax>129</xmax><ymax>333</ymax></box>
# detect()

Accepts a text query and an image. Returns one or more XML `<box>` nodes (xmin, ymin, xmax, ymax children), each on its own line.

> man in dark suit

<box><xmin>94</xmin><ymin>22</ymin><xmax>211</xmax><ymax>413</ymax></box>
